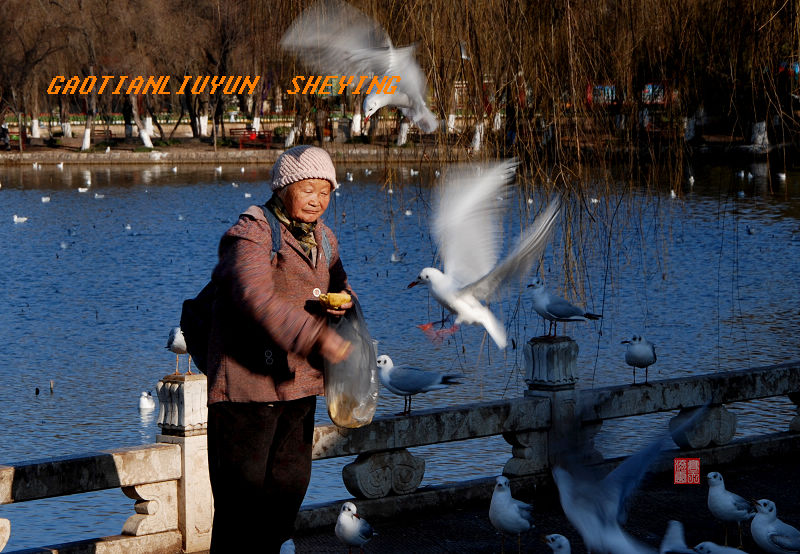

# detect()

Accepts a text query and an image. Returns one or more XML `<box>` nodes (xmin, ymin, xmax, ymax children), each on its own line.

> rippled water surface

<box><xmin>0</xmin><ymin>160</ymin><xmax>798</xmax><ymax>550</ymax></box>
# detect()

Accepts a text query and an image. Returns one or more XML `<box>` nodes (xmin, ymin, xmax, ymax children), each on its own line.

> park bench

<box><xmin>230</xmin><ymin>128</ymin><xmax>272</xmax><ymax>149</ymax></box>
<box><xmin>91</xmin><ymin>128</ymin><xmax>114</xmax><ymax>143</ymax></box>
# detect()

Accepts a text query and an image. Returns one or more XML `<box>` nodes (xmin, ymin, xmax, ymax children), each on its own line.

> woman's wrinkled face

<box><xmin>280</xmin><ymin>178</ymin><xmax>333</xmax><ymax>223</ymax></box>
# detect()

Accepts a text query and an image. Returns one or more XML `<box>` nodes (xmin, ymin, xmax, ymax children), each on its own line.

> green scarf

<box><xmin>266</xmin><ymin>195</ymin><xmax>318</xmax><ymax>257</ymax></box>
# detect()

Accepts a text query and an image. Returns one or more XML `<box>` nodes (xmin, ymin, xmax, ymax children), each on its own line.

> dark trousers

<box><xmin>207</xmin><ymin>396</ymin><xmax>316</xmax><ymax>553</ymax></box>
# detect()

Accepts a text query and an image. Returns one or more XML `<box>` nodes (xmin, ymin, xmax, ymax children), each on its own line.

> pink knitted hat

<box><xmin>270</xmin><ymin>145</ymin><xmax>338</xmax><ymax>191</ymax></box>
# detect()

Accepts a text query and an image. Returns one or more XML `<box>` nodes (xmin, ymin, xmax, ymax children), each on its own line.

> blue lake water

<box><xmin>0</xmin><ymin>160</ymin><xmax>798</xmax><ymax>550</ymax></box>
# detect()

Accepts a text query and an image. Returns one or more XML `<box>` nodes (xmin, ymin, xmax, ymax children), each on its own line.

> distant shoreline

<box><xmin>0</xmin><ymin>141</ymin><xmax>472</xmax><ymax>165</ymax></box>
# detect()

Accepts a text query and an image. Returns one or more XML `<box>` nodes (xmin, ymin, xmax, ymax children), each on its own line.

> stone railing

<box><xmin>1</xmin><ymin>338</ymin><xmax>798</xmax><ymax>552</ymax></box>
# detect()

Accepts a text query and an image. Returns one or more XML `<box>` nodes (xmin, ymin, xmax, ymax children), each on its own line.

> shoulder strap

<box><xmin>259</xmin><ymin>205</ymin><xmax>282</xmax><ymax>260</ymax></box>
<box><xmin>319</xmin><ymin>228</ymin><xmax>332</xmax><ymax>267</ymax></box>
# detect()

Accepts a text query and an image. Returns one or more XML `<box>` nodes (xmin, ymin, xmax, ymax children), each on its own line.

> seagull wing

<box><xmin>464</xmin><ymin>195</ymin><xmax>561</xmax><ymax>301</ymax></box>
<box><xmin>770</xmin><ymin>522</ymin><xmax>800</xmax><ymax>551</ymax></box>
<box><xmin>387</xmin><ymin>366</ymin><xmax>446</xmax><ymax>394</ymax></box>
<box><xmin>281</xmin><ymin>0</ymin><xmax>392</xmax><ymax>75</ymax></box>
<box><xmin>728</xmin><ymin>492</ymin><xmax>754</xmax><ymax>515</ymax></box>
<box><xmin>433</xmin><ymin>160</ymin><xmax>516</xmax><ymax>287</ymax></box>
<box><xmin>281</xmin><ymin>0</ymin><xmax>432</xmax><ymax>120</ymax></box>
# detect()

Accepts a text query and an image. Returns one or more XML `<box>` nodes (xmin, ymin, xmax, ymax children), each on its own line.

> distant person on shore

<box><xmin>206</xmin><ymin>145</ymin><xmax>354</xmax><ymax>552</ymax></box>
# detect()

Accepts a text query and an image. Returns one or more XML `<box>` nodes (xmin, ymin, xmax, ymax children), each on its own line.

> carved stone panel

<box><xmin>342</xmin><ymin>449</ymin><xmax>425</xmax><ymax>499</ymax></box>
<box><xmin>122</xmin><ymin>481</ymin><xmax>179</xmax><ymax>536</ymax></box>
<box><xmin>669</xmin><ymin>405</ymin><xmax>737</xmax><ymax>449</ymax></box>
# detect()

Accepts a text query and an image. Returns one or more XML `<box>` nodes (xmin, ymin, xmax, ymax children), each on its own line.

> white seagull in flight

<box><xmin>280</xmin><ymin>0</ymin><xmax>438</xmax><ymax>133</ymax></box>
<box><xmin>408</xmin><ymin>160</ymin><xmax>561</xmax><ymax>349</ymax></box>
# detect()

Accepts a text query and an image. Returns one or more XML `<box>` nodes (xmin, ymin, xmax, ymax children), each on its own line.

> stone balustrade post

<box><xmin>156</xmin><ymin>373</ymin><xmax>213</xmax><ymax>552</ymax></box>
<box><xmin>504</xmin><ymin>336</ymin><xmax>579</xmax><ymax>476</ymax></box>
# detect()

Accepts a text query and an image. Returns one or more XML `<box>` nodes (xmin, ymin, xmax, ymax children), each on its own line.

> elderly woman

<box><xmin>206</xmin><ymin>145</ymin><xmax>353</xmax><ymax>552</ymax></box>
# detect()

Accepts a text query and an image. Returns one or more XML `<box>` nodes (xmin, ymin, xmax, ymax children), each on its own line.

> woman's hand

<box><xmin>318</xmin><ymin>329</ymin><xmax>352</xmax><ymax>364</ymax></box>
<box><xmin>325</xmin><ymin>291</ymin><xmax>353</xmax><ymax>317</ymax></box>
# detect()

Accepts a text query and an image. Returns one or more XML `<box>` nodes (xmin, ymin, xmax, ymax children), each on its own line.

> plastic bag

<box><xmin>323</xmin><ymin>297</ymin><xmax>379</xmax><ymax>428</ymax></box>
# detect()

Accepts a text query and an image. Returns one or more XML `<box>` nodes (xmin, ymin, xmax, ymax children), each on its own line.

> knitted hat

<box><xmin>270</xmin><ymin>145</ymin><xmax>338</xmax><ymax>191</ymax></box>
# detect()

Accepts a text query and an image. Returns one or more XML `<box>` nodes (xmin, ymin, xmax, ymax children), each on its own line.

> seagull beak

<box><xmin>526</xmin><ymin>283</ymin><xmax>535</xmax><ymax>288</ymax></box>
<box><xmin>353</xmin><ymin>513</ymin><xmax>361</xmax><ymax>519</ymax></box>
<box><xmin>407</xmin><ymin>279</ymin><xmax>419</xmax><ymax>288</ymax></box>
<box><xmin>621</xmin><ymin>340</ymin><xmax>631</xmax><ymax>344</ymax></box>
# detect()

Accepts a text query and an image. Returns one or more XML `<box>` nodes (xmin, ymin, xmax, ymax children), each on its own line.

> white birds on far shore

<box><xmin>335</xmin><ymin>502</ymin><xmax>376</xmax><ymax>553</ymax></box>
<box><xmin>751</xmin><ymin>499</ymin><xmax>800</xmax><ymax>554</ymax></box>
<box><xmin>408</xmin><ymin>160</ymin><xmax>561</xmax><ymax>349</ymax></box>
<box><xmin>166</xmin><ymin>326</ymin><xmax>192</xmax><ymax>374</ymax></box>
<box><xmin>622</xmin><ymin>335</ymin><xmax>657</xmax><ymax>384</ymax></box>
<box><xmin>376</xmin><ymin>354</ymin><xmax>461</xmax><ymax>415</ymax></box>
<box><xmin>489</xmin><ymin>476</ymin><xmax>534</xmax><ymax>553</ymax></box>
<box><xmin>527</xmin><ymin>277</ymin><xmax>602</xmax><ymax>337</ymax></box>
<box><xmin>706</xmin><ymin>472</ymin><xmax>755</xmax><ymax>548</ymax></box>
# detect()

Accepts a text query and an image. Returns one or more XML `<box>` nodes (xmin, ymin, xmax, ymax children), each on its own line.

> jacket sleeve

<box><xmin>215</xmin><ymin>237</ymin><xmax>327</xmax><ymax>358</ymax></box>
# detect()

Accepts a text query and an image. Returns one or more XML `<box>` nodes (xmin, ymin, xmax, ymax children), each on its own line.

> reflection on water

<box><xmin>0</xmin><ymin>161</ymin><xmax>799</xmax><ymax>549</ymax></box>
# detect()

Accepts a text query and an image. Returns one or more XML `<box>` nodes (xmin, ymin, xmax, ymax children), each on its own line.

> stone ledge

<box><xmin>312</xmin><ymin>396</ymin><xmax>551</xmax><ymax>460</ymax></box>
<box><xmin>0</xmin><ymin>444</ymin><xmax>181</xmax><ymax>504</ymax></box>
<box><xmin>8</xmin><ymin>531</ymin><xmax>182</xmax><ymax>554</ymax></box>
<box><xmin>579</xmin><ymin>361</ymin><xmax>800</xmax><ymax>422</ymax></box>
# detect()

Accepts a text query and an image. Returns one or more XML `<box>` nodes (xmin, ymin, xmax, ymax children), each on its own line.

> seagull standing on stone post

<box><xmin>166</xmin><ymin>326</ymin><xmax>192</xmax><ymax>374</ymax></box>
<box><xmin>527</xmin><ymin>277</ymin><xmax>602</xmax><ymax>336</ymax></box>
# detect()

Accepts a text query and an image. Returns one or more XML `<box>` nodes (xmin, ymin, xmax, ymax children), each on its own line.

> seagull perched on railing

<box><xmin>489</xmin><ymin>476</ymin><xmax>534</xmax><ymax>553</ymax></box>
<box><xmin>622</xmin><ymin>335</ymin><xmax>657</xmax><ymax>384</ymax></box>
<box><xmin>407</xmin><ymin>160</ymin><xmax>561</xmax><ymax>349</ymax></box>
<box><xmin>706</xmin><ymin>472</ymin><xmax>755</xmax><ymax>548</ymax></box>
<box><xmin>166</xmin><ymin>326</ymin><xmax>192</xmax><ymax>374</ymax></box>
<box><xmin>335</xmin><ymin>501</ymin><xmax>377</xmax><ymax>554</ymax></box>
<box><xmin>527</xmin><ymin>277</ymin><xmax>602</xmax><ymax>336</ymax></box>
<box><xmin>280</xmin><ymin>0</ymin><xmax>438</xmax><ymax>133</ymax></box>
<box><xmin>376</xmin><ymin>354</ymin><xmax>461</xmax><ymax>415</ymax></box>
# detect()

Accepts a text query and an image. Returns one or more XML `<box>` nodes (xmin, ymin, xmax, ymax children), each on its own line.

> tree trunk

<box><xmin>129</xmin><ymin>93</ymin><xmax>153</xmax><ymax>148</ymax></box>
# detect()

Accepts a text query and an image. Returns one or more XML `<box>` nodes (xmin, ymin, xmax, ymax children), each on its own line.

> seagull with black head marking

<box><xmin>408</xmin><ymin>160</ymin><xmax>561</xmax><ymax>349</ymax></box>
<box><xmin>751</xmin><ymin>499</ymin><xmax>800</xmax><ymax>554</ymax></box>
<box><xmin>376</xmin><ymin>354</ymin><xmax>461</xmax><ymax>415</ymax></box>
<box><xmin>281</xmin><ymin>0</ymin><xmax>437</xmax><ymax>133</ymax></box>
<box><xmin>527</xmin><ymin>276</ymin><xmax>602</xmax><ymax>336</ymax></box>
<box><xmin>489</xmin><ymin>476</ymin><xmax>534</xmax><ymax>553</ymax></box>
<box><xmin>706</xmin><ymin>471</ymin><xmax>755</xmax><ymax>548</ymax></box>
<box><xmin>622</xmin><ymin>335</ymin><xmax>657</xmax><ymax>384</ymax></box>
<box><xmin>166</xmin><ymin>326</ymin><xmax>192</xmax><ymax>374</ymax></box>
<box><xmin>335</xmin><ymin>501</ymin><xmax>377</xmax><ymax>554</ymax></box>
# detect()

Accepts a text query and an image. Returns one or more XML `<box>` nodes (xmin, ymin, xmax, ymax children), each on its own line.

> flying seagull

<box><xmin>408</xmin><ymin>160</ymin><xmax>561</xmax><ymax>349</ymax></box>
<box><xmin>281</xmin><ymin>0</ymin><xmax>438</xmax><ymax>133</ymax></box>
